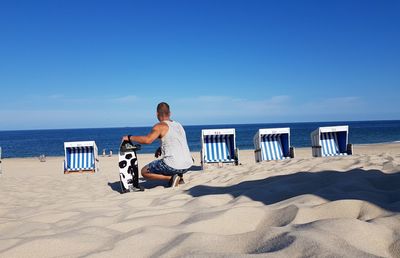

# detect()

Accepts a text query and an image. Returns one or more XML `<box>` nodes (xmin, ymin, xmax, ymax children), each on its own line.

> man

<box><xmin>122</xmin><ymin>102</ymin><xmax>193</xmax><ymax>187</ymax></box>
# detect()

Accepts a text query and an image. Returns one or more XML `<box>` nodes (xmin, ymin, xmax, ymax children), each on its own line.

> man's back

<box><xmin>161</xmin><ymin>120</ymin><xmax>193</xmax><ymax>170</ymax></box>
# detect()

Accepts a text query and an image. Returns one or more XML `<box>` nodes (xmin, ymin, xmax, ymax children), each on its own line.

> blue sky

<box><xmin>0</xmin><ymin>0</ymin><xmax>399</xmax><ymax>130</ymax></box>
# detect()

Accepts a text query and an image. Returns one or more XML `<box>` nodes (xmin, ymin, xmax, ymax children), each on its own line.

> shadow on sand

<box><xmin>189</xmin><ymin>165</ymin><xmax>203</xmax><ymax>171</ymax></box>
<box><xmin>108</xmin><ymin>165</ymin><xmax>203</xmax><ymax>193</ymax></box>
<box><xmin>108</xmin><ymin>180</ymin><xmax>169</xmax><ymax>193</ymax></box>
<box><xmin>107</xmin><ymin>182</ymin><xmax>122</xmax><ymax>193</ymax></box>
<box><xmin>186</xmin><ymin>169</ymin><xmax>400</xmax><ymax>212</ymax></box>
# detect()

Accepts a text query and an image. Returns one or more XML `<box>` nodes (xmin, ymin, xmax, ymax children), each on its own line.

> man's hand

<box><xmin>154</xmin><ymin>147</ymin><xmax>162</xmax><ymax>158</ymax></box>
<box><xmin>122</xmin><ymin>135</ymin><xmax>130</xmax><ymax>142</ymax></box>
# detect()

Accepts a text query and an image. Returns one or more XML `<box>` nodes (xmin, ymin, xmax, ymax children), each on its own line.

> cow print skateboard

<box><xmin>118</xmin><ymin>141</ymin><xmax>144</xmax><ymax>193</ymax></box>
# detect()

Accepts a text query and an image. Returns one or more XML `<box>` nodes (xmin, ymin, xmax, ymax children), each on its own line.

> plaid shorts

<box><xmin>147</xmin><ymin>159</ymin><xmax>189</xmax><ymax>176</ymax></box>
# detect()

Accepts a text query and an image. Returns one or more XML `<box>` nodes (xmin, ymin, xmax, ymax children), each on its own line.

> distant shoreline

<box><xmin>2</xmin><ymin>142</ymin><xmax>400</xmax><ymax>160</ymax></box>
<box><xmin>1</xmin><ymin>120</ymin><xmax>399</xmax><ymax>158</ymax></box>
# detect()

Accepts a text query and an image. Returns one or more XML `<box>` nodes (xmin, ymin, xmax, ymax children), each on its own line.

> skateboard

<box><xmin>118</xmin><ymin>141</ymin><xmax>144</xmax><ymax>193</ymax></box>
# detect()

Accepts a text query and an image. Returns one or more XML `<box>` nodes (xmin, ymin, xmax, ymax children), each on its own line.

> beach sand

<box><xmin>0</xmin><ymin>143</ymin><xmax>399</xmax><ymax>257</ymax></box>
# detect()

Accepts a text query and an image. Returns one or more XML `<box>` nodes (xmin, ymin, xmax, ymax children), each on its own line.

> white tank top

<box><xmin>161</xmin><ymin>120</ymin><xmax>193</xmax><ymax>169</ymax></box>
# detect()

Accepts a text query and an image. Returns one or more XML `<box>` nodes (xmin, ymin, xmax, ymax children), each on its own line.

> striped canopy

<box><xmin>260</xmin><ymin>134</ymin><xmax>287</xmax><ymax>161</ymax></box>
<box><xmin>320</xmin><ymin>132</ymin><xmax>347</xmax><ymax>157</ymax></box>
<box><xmin>65</xmin><ymin>146</ymin><xmax>95</xmax><ymax>171</ymax></box>
<box><xmin>203</xmin><ymin>134</ymin><xmax>235</xmax><ymax>163</ymax></box>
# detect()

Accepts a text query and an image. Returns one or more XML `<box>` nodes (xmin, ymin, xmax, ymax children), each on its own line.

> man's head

<box><xmin>156</xmin><ymin>102</ymin><xmax>171</xmax><ymax>121</ymax></box>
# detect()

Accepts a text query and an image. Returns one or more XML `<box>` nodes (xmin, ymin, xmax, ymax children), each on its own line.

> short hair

<box><xmin>157</xmin><ymin>102</ymin><xmax>170</xmax><ymax>116</ymax></box>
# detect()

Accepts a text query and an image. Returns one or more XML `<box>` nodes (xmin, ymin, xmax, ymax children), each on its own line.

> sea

<box><xmin>0</xmin><ymin>120</ymin><xmax>399</xmax><ymax>158</ymax></box>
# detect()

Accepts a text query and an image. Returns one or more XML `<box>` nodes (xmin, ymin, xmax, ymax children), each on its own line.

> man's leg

<box><xmin>141</xmin><ymin>165</ymin><xmax>172</xmax><ymax>181</ymax></box>
<box><xmin>141</xmin><ymin>160</ymin><xmax>185</xmax><ymax>187</ymax></box>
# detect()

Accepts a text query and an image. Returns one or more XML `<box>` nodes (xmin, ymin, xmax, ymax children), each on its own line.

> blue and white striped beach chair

<box><xmin>64</xmin><ymin>141</ymin><xmax>99</xmax><ymax>173</ymax></box>
<box><xmin>201</xmin><ymin>129</ymin><xmax>239</xmax><ymax>169</ymax></box>
<box><xmin>254</xmin><ymin>128</ymin><xmax>294</xmax><ymax>162</ymax></box>
<box><xmin>311</xmin><ymin>126</ymin><xmax>353</xmax><ymax>157</ymax></box>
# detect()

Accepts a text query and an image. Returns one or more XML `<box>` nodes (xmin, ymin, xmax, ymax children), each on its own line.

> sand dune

<box><xmin>0</xmin><ymin>144</ymin><xmax>399</xmax><ymax>257</ymax></box>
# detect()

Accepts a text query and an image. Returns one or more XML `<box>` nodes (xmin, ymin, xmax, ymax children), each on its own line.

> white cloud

<box><xmin>0</xmin><ymin>108</ymin><xmax>154</xmax><ymax>130</ymax></box>
<box><xmin>1</xmin><ymin>94</ymin><xmax>142</xmax><ymax>110</ymax></box>
<box><xmin>173</xmin><ymin>95</ymin><xmax>291</xmax><ymax>124</ymax></box>
<box><xmin>295</xmin><ymin>96</ymin><xmax>365</xmax><ymax>115</ymax></box>
<box><xmin>40</xmin><ymin>94</ymin><xmax>64</xmax><ymax>100</ymax></box>
<box><xmin>171</xmin><ymin>95</ymin><xmax>370</xmax><ymax>124</ymax></box>
<box><xmin>110</xmin><ymin>95</ymin><xmax>138</xmax><ymax>104</ymax></box>
<box><xmin>1</xmin><ymin>94</ymin><xmax>397</xmax><ymax>130</ymax></box>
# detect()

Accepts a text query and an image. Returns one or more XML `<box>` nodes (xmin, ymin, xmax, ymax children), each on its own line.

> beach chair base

<box><xmin>312</xmin><ymin>145</ymin><xmax>322</xmax><ymax>157</ymax></box>
<box><xmin>64</xmin><ymin>169</ymin><xmax>96</xmax><ymax>174</ymax></box>
<box><xmin>254</xmin><ymin>146</ymin><xmax>294</xmax><ymax>162</ymax></box>
<box><xmin>347</xmin><ymin>144</ymin><xmax>353</xmax><ymax>155</ymax></box>
<box><xmin>254</xmin><ymin>148</ymin><xmax>260</xmax><ymax>162</ymax></box>
<box><xmin>234</xmin><ymin>148</ymin><xmax>239</xmax><ymax>165</ymax></box>
<box><xmin>201</xmin><ymin>161</ymin><xmax>238</xmax><ymax>170</ymax></box>
<box><xmin>201</xmin><ymin>149</ymin><xmax>240</xmax><ymax>170</ymax></box>
<box><xmin>290</xmin><ymin>146</ymin><xmax>295</xmax><ymax>158</ymax></box>
<box><xmin>312</xmin><ymin>145</ymin><xmax>353</xmax><ymax>157</ymax></box>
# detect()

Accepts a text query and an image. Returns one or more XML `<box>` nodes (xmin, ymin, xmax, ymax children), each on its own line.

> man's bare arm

<box><xmin>122</xmin><ymin>124</ymin><xmax>162</xmax><ymax>145</ymax></box>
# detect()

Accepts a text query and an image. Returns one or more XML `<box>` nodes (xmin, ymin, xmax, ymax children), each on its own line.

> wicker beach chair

<box><xmin>254</xmin><ymin>127</ymin><xmax>295</xmax><ymax>162</ymax></box>
<box><xmin>201</xmin><ymin>128</ymin><xmax>239</xmax><ymax>169</ymax></box>
<box><xmin>63</xmin><ymin>141</ymin><xmax>99</xmax><ymax>174</ymax></box>
<box><xmin>311</xmin><ymin>126</ymin><xmax>353</xmax><ymax>157</ymax></box>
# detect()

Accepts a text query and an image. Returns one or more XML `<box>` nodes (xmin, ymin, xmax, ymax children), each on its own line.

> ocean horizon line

<box><xmin>1</xmin><ymin>118</ymin><xmax>399</xmax><ymax>132</ymax></box>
